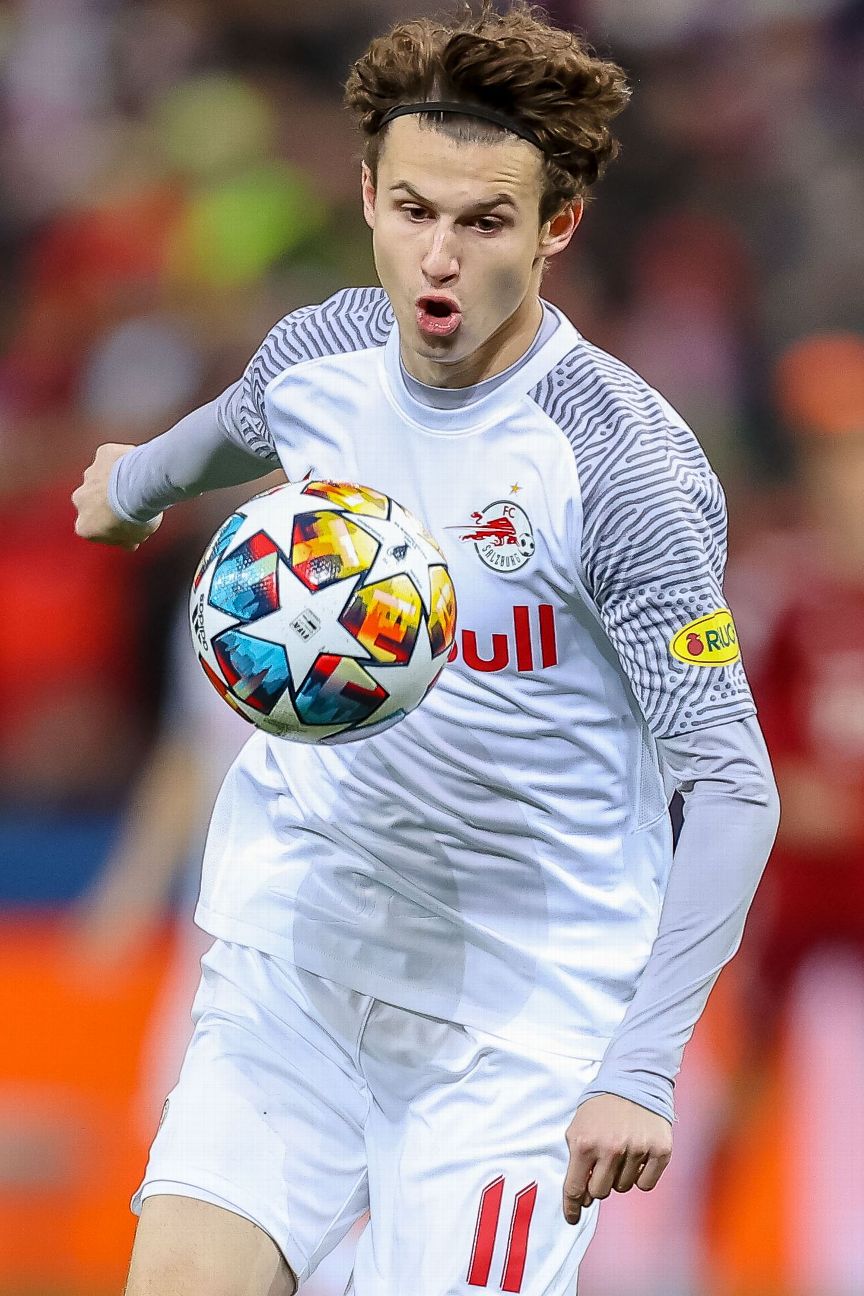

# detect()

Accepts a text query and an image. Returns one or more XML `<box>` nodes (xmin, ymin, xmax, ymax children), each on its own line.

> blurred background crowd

<box><xmin>1</xmin><ymin>0</ymin><xmax>863</xmax><ymax>1292</ymax></box>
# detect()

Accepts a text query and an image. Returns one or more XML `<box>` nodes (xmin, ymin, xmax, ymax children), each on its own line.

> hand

<box><xmin>72</xmin><ymin>443</ymin><xmax>163</xmax><ymax>549</ymax></box>
<box><xmin>562</xmin><ymin>1094</ymin><xmax>672</xmax><ymax>1224</ymax></box>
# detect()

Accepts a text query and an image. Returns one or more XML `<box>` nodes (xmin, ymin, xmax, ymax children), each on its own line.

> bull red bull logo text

<box><xmin>448</xmin><ymin>604</ymin><xmax>558</xmax><ymax>673</ymax></box>
<box><xmin>669</xmin><ymin>609</ymin><xmax>740</xmax><ymax>666</ymax></box>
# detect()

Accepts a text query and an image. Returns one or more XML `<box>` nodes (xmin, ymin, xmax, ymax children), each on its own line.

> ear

<box><xmin>362</xmin><ymin>163</ymin><xmax>376</xmax><ymax>230</ymax></box>
<box><xmin>538</xmin><ymin>199</ymin><xmax>583</xmax><ymax>261</ymax></box>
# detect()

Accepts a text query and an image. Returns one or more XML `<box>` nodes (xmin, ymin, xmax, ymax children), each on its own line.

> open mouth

<box><xmin>416</xmin><ymin>295</ymin><xmax>463</xmax><ymax>338</ymax></box>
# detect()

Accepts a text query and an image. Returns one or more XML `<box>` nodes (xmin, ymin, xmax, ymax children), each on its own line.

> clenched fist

<box><xmin>72</xmin><ymin>443</ymin><xmax>162</xmax><ymax>550</ymax></box>
<box><xmin>562</xmin><ymin>1094</ymin><xmax>672</xmax><ymax>1224</ymax></box>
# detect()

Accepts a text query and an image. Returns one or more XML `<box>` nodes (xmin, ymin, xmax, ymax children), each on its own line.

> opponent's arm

<box><xmin>563</xmin><ymin>715</ymin><xmax>778</xmax><ymax>1222</ymax></box>
<box><xmin>73</xmin><ymin>387</ymin><xmax>276</xmax><ymax>549</ymax></box>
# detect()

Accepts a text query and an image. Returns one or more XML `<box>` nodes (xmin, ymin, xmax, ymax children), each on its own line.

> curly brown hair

<box><xmin>344</xmin><ymin>2</ymin><xmax>630</xmax><ymax>223</ymax></box>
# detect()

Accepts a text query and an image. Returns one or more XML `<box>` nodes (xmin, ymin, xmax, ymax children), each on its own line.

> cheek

<box><xmin>371</xmin><ymin>227</ymin><xmax>398</xmax><ymax>286</ymax></box>
<box><xmin>485</xmin><ymin>246</ymin><xmax>535</xmax><ymax>306</ymax></box>
<box><xmin>373</xmin><ymin>222</ymin><xmax>412</xmax><ymax>281</ymax></box>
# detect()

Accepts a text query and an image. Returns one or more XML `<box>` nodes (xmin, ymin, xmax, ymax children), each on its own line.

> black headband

<box><xmin>377</xmin><ymin>101</ymin><xmax>544</xmax><ymax>152</ymax></box>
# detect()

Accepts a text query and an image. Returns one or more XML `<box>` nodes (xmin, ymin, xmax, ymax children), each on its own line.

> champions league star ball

<box><xmin>189</xmin><ymin>480</ymin><xmax>457</xmax><ymax>743</ymax></box>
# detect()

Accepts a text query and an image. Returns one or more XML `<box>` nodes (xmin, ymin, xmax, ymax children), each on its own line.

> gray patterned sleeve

<box><xmin>215</xmin><ymin>305</ymin><xmax>318</xmax><ymax>460</ymax></box>
<box><xmin>216</xmin><ymin>287</ymin><xmax>393</xmax><ymax>458</ymax></box>
<box><xmin>533</xmin><ymin>343</ymin><xmax>755</xmax><ymax>738</ymax></box>
<box><xmin>583</xmin><ymin>429</ymin><xmax>754</xmax><ymax>737</ymax></box>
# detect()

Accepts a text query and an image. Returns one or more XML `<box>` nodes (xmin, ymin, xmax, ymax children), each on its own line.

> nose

<box><xmin>421</xmin><ymin>223</ymin><xmax>459</xmax><ymax>286</ymax></box>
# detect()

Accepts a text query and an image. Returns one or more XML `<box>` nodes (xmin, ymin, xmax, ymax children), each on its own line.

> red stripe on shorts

<box><xmin>501</xmin><ymin>1181</ymin><xmax>538</xmax><ymax>1293</ymax></box>
<box><xmin>467</xmin><ymin>1175</ymin><xmax>505</xmax><ymax>1287</ymax></box>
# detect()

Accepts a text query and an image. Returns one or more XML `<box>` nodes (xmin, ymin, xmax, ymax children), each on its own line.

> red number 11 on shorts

<box><xmin>467</xmin><ymin>1176</ymin><xmax>538</xmax><ymax>1292</ymax></box>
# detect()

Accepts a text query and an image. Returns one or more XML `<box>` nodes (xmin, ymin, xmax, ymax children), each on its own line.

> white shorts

<box><xmin>133</xmin><ymin>940</ymin><xmax>602</xmax><ymax>1295</ymax></box>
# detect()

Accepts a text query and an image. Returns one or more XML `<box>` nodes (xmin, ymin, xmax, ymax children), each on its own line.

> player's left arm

<box><xmin>562</xmin><ymin>419</ymin><xmax>780</xmax><ymax>1223</ymax></box>
<box><xmin>563</xmin><ymin>716</ymin><xmax>778</xmax><ymax>1221</ymax></box>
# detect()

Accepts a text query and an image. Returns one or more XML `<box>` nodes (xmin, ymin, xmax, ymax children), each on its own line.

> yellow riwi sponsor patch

<box><xmin>669</xmin><ymin>609</ymin><xmax>740</xmax><ymax>666</ymax></box>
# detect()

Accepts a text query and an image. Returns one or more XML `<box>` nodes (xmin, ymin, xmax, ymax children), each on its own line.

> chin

<box><xmin>421</xmin><ymin>348</ymin><xmax>472</xmax><ymax>372</ymax></box>
<box><xmin>412</xmin><ymin>332</ymin><xmax>461</xmax><ymax>360</ymax></box>
<box><xmin>417</xmin><ymin>323</ymin><xmax>477</xmax><ymax>356</ymax></box>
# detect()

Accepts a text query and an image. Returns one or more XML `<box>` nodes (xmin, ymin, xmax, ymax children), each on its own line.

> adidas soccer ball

<box><xmin>189</xmin><ymin>480</ymin><xmax>457</xmax><ymax>743</ymax></box>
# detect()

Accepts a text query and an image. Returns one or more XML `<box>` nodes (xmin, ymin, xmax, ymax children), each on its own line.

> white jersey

<box><xmin>194</xmin><ymin>288</ymin><xmax>755</xmax><ymax>1057</ymax></box>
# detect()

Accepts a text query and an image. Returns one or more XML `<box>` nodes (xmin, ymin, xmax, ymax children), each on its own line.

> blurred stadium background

<box><xmin>1</xmin><ymin>0</ymin><xmax>863</xmax><ymax>1292</ymax></box>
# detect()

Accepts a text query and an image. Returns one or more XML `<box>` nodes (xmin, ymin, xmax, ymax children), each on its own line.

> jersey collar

<box><xmin>380</xmin><ymin>301</ymin><xmax>581</xmax><ymax>434</ymax></box>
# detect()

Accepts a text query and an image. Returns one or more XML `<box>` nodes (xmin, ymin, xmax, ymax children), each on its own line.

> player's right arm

<box><xmin>72</xmin><ymin>297</ymin><xmax>323</xmax><ymax>547</ymax></box>
<box><xmin>72</xmin><ymin>385</ymin><xmax>278</xmax><ymax>549</ymax></box>
<box><xmin>73</xmin><ymin>441</ymin><xmax>164</xmax><ymax>549</ymax></box>
<box><xmin>73</xmin><ymin>291</ymin><xmax>392</xmax><ymax>546</ymax></box>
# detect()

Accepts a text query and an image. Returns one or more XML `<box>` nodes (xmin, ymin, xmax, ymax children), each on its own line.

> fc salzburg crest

<box><xmin>452</xmin><ymin>500</ymin><xmax>535</xmax><ymax>572</ymax></box>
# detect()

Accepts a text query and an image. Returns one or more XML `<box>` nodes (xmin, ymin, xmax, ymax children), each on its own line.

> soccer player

<box><xmin>72</xmin><ymin>5</ymin><xmax>779</xmax><ymax>1294</ymax></box>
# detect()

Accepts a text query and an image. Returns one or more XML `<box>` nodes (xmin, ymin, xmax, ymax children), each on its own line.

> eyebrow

<box><xmin>389</xmin><ymin>181</ymin><xmax>518</xmax><ymax>212</ymax></box>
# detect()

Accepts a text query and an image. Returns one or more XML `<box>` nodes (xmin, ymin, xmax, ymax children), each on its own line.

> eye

<box><xmin>402</xmin><ymin>204</ymin><xmax>429</xmax><ymax>222</ymax></box>
<box><xmin>473</xmin><ymin>216</ymin><xmax>505</xmax><ymax>234</ymax></box>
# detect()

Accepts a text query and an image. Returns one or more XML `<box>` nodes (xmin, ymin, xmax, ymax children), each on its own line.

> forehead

<box><xmin>375</xmin><ymin>116</ymin><xmax>543</xmax><ymax>208</ymax></box>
